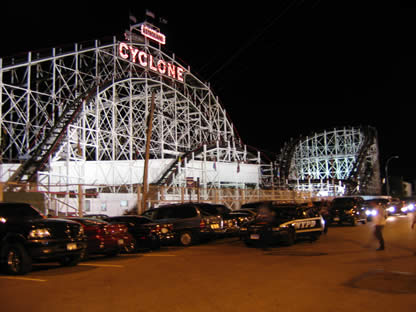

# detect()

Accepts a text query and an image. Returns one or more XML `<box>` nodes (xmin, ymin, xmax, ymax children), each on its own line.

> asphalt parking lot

<box><xmin>1</xmin><ymin>215</ymin><xmax>415</xmax><ymax>312</ymax></box>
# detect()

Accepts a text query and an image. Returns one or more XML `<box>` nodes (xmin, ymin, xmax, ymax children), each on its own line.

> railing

<box><xmin>0</xmin><ymin>181</ymin><xmax>320</xmax><ymax>216</ymax></box>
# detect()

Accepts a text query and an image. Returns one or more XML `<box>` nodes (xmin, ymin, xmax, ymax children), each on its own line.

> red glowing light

<box><xmin>118</xmin><ymin>42</ymin><xmax>185</xmax><ymax>82</ymax></box>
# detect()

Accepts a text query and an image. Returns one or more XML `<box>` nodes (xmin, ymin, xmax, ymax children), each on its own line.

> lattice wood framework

<box><xmin>278</xmin><ymin>127</ymin><xmax>381</xmax><ymax>195</ymax></box>
<box><xmin>0</xmin><ymin>30</ymin><xmax>270</xmax><ymax>191</ymax></box>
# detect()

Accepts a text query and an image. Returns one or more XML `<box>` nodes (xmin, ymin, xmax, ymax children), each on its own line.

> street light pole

<box><xmin>385</xmin><ymin>155</ymin><xmax>399</xmax><ymax>196</ymax></box>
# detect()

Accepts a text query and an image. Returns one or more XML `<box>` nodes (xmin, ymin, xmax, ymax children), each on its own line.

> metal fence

<box><xmin>1</xmin><ymin>182</ymin><xmax>321</xmax><ymax>216</ymax></box>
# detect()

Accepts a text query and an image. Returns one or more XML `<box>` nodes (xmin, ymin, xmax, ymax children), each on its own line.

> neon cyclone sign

<box><xmin>118</xmin><ymin>42</ymin><xmax>185</xmax><ymax>82</ymax></box>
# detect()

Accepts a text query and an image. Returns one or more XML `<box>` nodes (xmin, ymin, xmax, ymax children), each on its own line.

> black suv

<box><xmin>240</xmin><ymin>202</ymin><xmax>325</xmax><ymax>247</ymax></box>
<box><xmin>142</xmin><ymin>203</ymin><xmax>224</xmax><ymax>246</ymax></box>
<box><xmin>329</xmin><ymin>197</ymin><xmax>367</xmax><ymax>225</ymax></box>
<box><xmin>0</xmin><ymin>202</ymin><xmax>86</xmax><ymax>275</ymax></box>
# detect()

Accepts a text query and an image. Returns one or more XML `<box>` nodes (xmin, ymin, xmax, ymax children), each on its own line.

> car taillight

<box><xmin>200</xmin><ymin>219</ymin><xmax>206</xmax><ymax>229</ymax></box>
<box><xmin>150</xmin><ymin>224</ymin><xmax>161</xmax><ymax>233</ymax></box>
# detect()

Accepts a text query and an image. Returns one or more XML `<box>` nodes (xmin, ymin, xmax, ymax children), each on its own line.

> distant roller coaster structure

<box><xmin>276</xmin><ymin>126</ymin><xmax>382</xmax><ymax>196</ymax></box>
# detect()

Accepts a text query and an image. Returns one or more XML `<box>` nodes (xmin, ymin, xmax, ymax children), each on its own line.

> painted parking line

<box><xmin>142</xmin><ymin>254</ymin><xmax>177</xmax><ymax>257</ymax></box>
<box><xmin>0</xmin><ymin>276</ymin><xmax>47</xmax><ymax>282</ymax></box>
<box><xmin>78</xmin><ymin>263</ymin><xmax>124</xmax><ymax>268</ymax></box>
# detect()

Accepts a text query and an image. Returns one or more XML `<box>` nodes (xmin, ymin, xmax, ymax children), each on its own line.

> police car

<box><xmin>240</xmin><ymin>202</ymin><xmax>325</xmax><ymax>247</ymax></box>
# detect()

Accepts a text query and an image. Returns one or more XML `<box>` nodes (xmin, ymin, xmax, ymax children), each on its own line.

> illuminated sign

<box><xmin>118</xmin><ymin>42</ymin><xmax>185</xmax><ymax>82</ymax></box>
<box><xmin>140</xmin><ymin>24</ymin><xmax>166</xmax><ymax>45</ymax></box>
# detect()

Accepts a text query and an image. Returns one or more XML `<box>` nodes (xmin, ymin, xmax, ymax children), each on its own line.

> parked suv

<box><xmin>142</xmin><ymin>203</ymin><xmax>224</xmax><ymax>246</ymax></box>
<box><xmin>329</xmin><ymin>197</ymin><xmax>367</xmax><ymax>225</ymax></box>
<box><xmin>0</xmin><ymin>202</ymin><xmax>86</xmax><ymax>275</ymax></box>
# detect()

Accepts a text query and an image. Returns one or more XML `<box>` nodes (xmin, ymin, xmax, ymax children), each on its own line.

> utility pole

<box><xmin>385</xmin><ymin>155</ymin><xmax>399</xmax><ymax>196</ymax></box>
<box><xmin>141</xmin><ymin>91</ymin><xmax>155</xmax><ymax>212</ymax></box>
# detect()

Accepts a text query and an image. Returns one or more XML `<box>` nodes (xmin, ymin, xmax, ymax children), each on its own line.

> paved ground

<box><xmin>1</xmin><ymin>215</ymin><xmax>415</xmax><ymax>312</ymax></box>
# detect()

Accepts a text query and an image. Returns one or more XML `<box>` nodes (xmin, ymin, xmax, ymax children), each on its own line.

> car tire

<box><xmin>124</xmin><ymin>239</ymin><xmax>137</xmax><ymax>253</ymax></box>
<box><xmin>59</xmin><ymin>254</ymin><xmax>81</xmax><ymax>267</ymax></box>
<box><xmin>106</xmin><ymin>249</ymin><xmax>120</xmax><ymax>257</ymax></box>
<box><xmin>3</xmin><ymin>243</ymin><xmax>32</xmax><ymax>275</ymax></box>
<box><xmin>285</xmin><ymin>228</ymin><xmax>296</xmax><ymax>246</ymax></box>
<box><xmin>179</xmin><ymin>231</ymin><xmax>194</xmax><ymax>247</ymax></box>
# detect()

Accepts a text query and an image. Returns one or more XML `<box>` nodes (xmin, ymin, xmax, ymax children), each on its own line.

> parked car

<box><xmin>364</xmin><ymin>198</ymin><xmax>390</xmax><ymax>219</ymax></box>
<box><xmin>329</xmin><ymin>197</ymin><xmax>367</xmax><ymax>225</ymax></box>
<box><xmin>385</xmin><ymin>198</ymin><xmax>415</xmax><ymax>216</ymax></box>
<box><xmin>105</xmin><ymin>216</ymin><xmax>173</xmax><ymax>250</ymax></box>
<box><xmin>224</xmin><ymin>209</ymin><xmax>257</xmax><ymax>234</ymax></box>
<box><xmin>65</xmin><ymin>217</ymin><xmax>120</xmax><ymax>259</ymax></box>
<box><xmin>0</xmin><ymin>202</ymin><xmax>86</xmax><ymax>275</ymax></box>
<box><xmin>84</xmin><ymin>214</ymin><xmax>109</xmax><ymax>221</ymax></box>
<box><xmin>105</xmin><ymin>222</ymin><xmax>136</xmax><ymax>253</ymax></box>
<box><xmin>240</xmin><ymin>202</ymin><xmax>325</xmax><ymax>247</ymax></box>
<box><xmin>142</xmin><ymin>203</ymin><xmax>225</xmax><ymax>246</ymax></box>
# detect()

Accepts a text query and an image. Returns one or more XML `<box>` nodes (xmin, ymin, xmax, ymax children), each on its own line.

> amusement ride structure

<box><xmin>0</xmin><ymin>17</ymin><xmax>382</xmax><ymax>215</ymax></box>
<box><xmin>276</xmin><ymin>126</ymin><xmax>382</xmax><ymax>196</ymax></box>
<box><xmin>0</xmin><ymin>19</ymin><xmax>273</xmax><ymax>214</ymax></box>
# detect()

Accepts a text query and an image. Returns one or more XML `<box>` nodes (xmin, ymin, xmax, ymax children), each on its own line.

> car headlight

<box><xmin>387</xmin><ymin>207</ymin><xmax>395</xmax><ymax>213</ymax></box>
<box><xmin>408</xmin><ymin>204</ymin><xmax>415</xmax><ymax>211</ymax></box>
<box><xmin>365</xmin><ymin>209</ymin><xmax>377</xmax><ymax>216</ymax></box>
<box><xmin>401</xmin><ymin>207</ymin><xmax>408</xmax><ymax>212</ymax></box>
<box><xmin>29</xmin><ymin>228</ymin><xmax>51</xmax><ymax>239</ymax></box>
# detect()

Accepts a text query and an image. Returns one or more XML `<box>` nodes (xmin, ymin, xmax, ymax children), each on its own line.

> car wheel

<box><xmin>351</xmin><ymin>218</ymin><xmax>358</xmax><ymax>226</ymax></box>
<box><xmin>106</xmin><ymin>249</ymin><xmax>119</xmax><ymax>257</ymax></box>
<box><xmin>59</xmin><ymin>254</ymin><xmax>81</xmax><ymax>267</ymax></box>
<box><xmin>124</xmin><ymin>239</ymin><xmax>137</xmax><ymax>253</ymax></box>
<box><xmin>3</xmin><ymin>243</ymin><xmax>32</xmax><ymax>275</ymax></box>
<box><xmin>179</xmin><ymin>231</ymin><xmax>193</xmax><ymax>246</ymax></box>
<box><xmin>285</xmin><ymin>228</ymin><xmax>296</xmax><ymax>246</ymax></box>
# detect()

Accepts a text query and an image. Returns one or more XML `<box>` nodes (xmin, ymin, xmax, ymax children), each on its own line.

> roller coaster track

<box><xmin>346</xmin><ymin>126</ymin><xmax>378</xmax><ymax>193</ymax></box>
<box><xmin>6</xmin><ymin>82</ymin><xmax>108</xmax><ymax>188</ymax></box>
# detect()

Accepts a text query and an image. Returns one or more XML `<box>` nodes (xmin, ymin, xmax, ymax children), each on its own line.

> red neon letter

<box><xmin>138</xmin><ymin>51</ymin><xmax>147</xmax><ymax>67</ymax></box>
<box><xmin>177</xmin><ymin>67</ymin><xmax>185</xmax><ymax>82</ymax></box>
<box><xmin>167</xmin><ymin>63</ymin><xmax>176</xmax><ymax>79</ymax></box>
<box><xmin>119</xmin><ymin>43</ymin><xmax>129</xmax><ymax>59</ymax></box>
<box><xmin>129</xmin><ymin>46</ymin><xmax>139</xmax><ymax>63</ymax></box>
<box><xmin>148</xmin><ymin>55</ymin><xmax>158</xmax><ymax>72</ymax></box>
<box><xmin>157</xmin><ymin>60</ymin><xmax>167</xmax><ymax>74</ymax></box>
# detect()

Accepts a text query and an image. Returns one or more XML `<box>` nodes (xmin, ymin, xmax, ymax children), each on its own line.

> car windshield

<box><xmin>332</xmin><ymin>198</ymin><xmax>356</xmax><ymax>209</ymax></box>
<box><xmin>72</xmin><ymin>218</ymin><xmax>108</xmax><ymax>226</ymax></box>
<box><xmin>0</xmin><ymin>204</ymin><xmax>44</xmax><ymax>220</ymax></box>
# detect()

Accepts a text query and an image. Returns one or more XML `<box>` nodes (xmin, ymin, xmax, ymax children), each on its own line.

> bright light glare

<box><xmin>365</xmin><ymin>209</ymin><xmax>377</xmax><ymax>216</ymax></box>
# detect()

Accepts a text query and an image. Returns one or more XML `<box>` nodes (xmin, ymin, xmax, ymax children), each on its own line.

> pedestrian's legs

<box><xmin>374</xmin><ymin>225</ymin><xmax>385</xmax><ymax>250</ymax></box>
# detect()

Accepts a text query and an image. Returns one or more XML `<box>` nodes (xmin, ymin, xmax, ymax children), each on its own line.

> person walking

<box><xmin>372</xmin><ymin>202</ymin><xmax>386</xmax><ymax>251</ymax></box>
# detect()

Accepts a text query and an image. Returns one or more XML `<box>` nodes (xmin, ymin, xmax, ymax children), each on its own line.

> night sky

<box><xmin>1</xmin><ymin>1</ymin><xmax>415</xmax><ymax>180</ymax></box>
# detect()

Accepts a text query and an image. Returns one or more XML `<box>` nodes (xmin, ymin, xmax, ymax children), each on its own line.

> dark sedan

<box><xmin>240</xmin><ymin>202</ymin><xmax>325</xmax><ymax>247</ymax></box>
<box><xmin>106</xmin><ymin>216</ymin><xmax>174</xmax><ymax>250</ymax></box>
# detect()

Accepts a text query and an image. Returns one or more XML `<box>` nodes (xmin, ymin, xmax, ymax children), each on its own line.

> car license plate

<box><xmin>118</xmin><ymin>239</ymin><xmax>124</xmax><ymax>245</ymax></box>
<box><xmin>66</xmin><ymin>243</ymin><xmax>78</xmax><ymax>251</ymax></box>
<box><xmin>334</xmin><ymin>217</ymin><xmax>340</xmax><ymax>221</ymax></box>
<box><xmin>211</xmin><ymin>224</ymin><xmax>219</xmax><ymax>229</ymax></box>
<box><xmin>250</xmin><ymin>234</ymin><xmax>260</xmax><ymax>240</ymax></box>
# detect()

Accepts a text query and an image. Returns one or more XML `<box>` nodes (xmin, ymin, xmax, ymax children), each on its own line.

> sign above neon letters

<box><xmin>140</xmin><ymin>24</ymin><xmax>166</xmax><ymax>45</ymax></box>
<box><xmin>118</xmin><ymin>42</ymin><xmax>185</xmax><ymax>82</ymax></box>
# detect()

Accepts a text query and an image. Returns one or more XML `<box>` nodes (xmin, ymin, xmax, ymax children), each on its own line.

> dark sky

<box><xmin>1</xmin><ymin>1</ymin><xmax>415</xmax><ymax>180</ymax></box>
